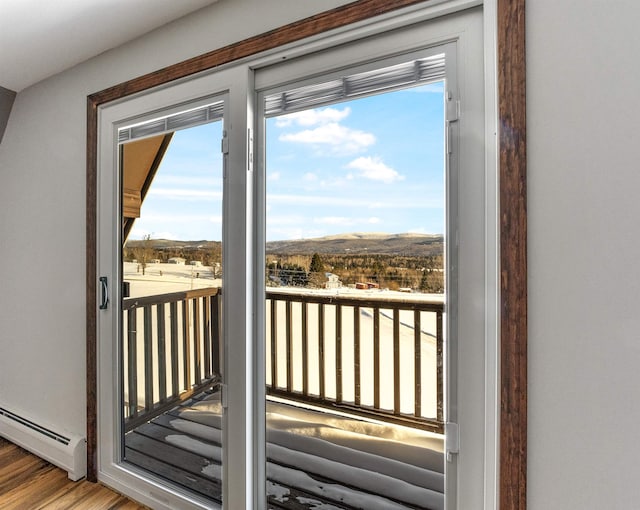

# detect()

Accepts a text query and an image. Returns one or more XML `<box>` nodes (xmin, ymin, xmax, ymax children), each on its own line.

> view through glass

<box><xmin>119</xmin><ymin>117</ymin><xmax>225</xmax><ymax>505</ymax></box>
<box><xmin>264</xmin><ymin>77</ymin><xmax>447</xmax><ymax>509</ymax></box>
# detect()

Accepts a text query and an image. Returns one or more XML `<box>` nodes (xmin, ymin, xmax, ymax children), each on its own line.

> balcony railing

<box><xmin>266</xmin><ymin>289</ymin><xmax>444</xmax><ymax>433</ymax></box>
<box><xmin>123</xmin><ymin>287</ymin><xmax>221</xmax><ymax>431</ymax></box>
<box><xmin>123</xmin><ymin>287</ymin><xmax>444</xmax><ymax>433</ymax></box>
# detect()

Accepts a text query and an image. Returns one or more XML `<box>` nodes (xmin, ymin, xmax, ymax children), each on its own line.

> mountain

<box><xmin>126</xmin><ymin>233</ymin><xmax>444</xmax><ymax>257</ymax></box>
<box><xmin>266</xmin><ymin>232</ymin><xmax>443</xmax><ymax>256</ymax></box>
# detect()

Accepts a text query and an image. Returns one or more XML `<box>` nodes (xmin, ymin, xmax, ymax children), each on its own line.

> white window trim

<box><xmin>95</xmin><ymin>2</ymin><xmax>499</xmax><ymax>509</ymax></box>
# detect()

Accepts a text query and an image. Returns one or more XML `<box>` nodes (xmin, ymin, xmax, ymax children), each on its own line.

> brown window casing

<box><xmin>86</xmin><ymin>1</ymin><xmax>526</xmax><ymax>507</ymax></box>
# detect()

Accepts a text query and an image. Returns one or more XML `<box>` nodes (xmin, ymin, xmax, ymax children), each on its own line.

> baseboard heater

<box><xmin>0</xmin><ymin>406</ymin><xmax>86</xmax><ymax>481</ymax></box>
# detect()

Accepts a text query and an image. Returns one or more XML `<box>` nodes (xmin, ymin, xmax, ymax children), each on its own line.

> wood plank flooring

<box><xmin>0</xmin><ymin>437</ymin><xmax>147</xmax><ymax>510</ymax></box>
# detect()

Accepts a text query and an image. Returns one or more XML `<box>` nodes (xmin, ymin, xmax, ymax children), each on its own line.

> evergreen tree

<box><xmin>308</xmin><ymin>253</ymin><xmax>326</xmax><ymax>288</ymax></box>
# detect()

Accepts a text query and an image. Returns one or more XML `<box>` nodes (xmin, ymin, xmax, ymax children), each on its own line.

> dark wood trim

<box><xmin>87</xmin><ymin>2</ymin><xmax>528</xmax><ymax>508</ymax></box>
<box><xmin>86</xmin><ymin>97</ymin><xmax>98</xmax><ymax>483</ymax></box>
<box><xmin>88</xmin><ymin>0</ymin><xmax>426</xmax><ymax>107</ymax></box>
<box><xmin>498</xmin><ymin>0</ymin><xmax>527</xmax><ymax>508</ymax></box>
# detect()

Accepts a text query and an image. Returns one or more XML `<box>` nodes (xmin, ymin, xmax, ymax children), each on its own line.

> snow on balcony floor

<box><xmin>125</xmin><ymin>389</ymin><xmax>444</xmax><ymax>510</ymax></box>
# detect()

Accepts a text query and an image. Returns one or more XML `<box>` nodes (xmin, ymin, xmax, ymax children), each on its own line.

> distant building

<box><xmin>189</xmin><ymin>260</ymin><xmax>202</xmax><ymax>267</ymax></box>
<box><xmin>151</xmin><ymin>259</ymin><xmax>161</xmax><ymax>264</ymax></box>
<box><xmin>168</xmin><ymin>257</ymin><xmax>186</xmax><ymax>265</ymax></box>
<box><xmin>325</xmin><ymin>272</ymin><xmax>342</xmax><ymax>289</ymax></box>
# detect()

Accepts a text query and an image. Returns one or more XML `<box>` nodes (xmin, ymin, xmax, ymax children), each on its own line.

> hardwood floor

<box><xmin>0</xmin><ymin>437</ymin><xmax>147</xmax><ymax>510</ymax></box>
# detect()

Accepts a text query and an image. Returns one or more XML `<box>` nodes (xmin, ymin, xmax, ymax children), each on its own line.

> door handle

<box><xmin>99</xmin><ymin>276</ymin><xmax>109</xmax><ymax>310</ymax></box>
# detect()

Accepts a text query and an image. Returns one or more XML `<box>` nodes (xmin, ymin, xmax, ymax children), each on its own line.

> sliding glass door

<box><xmin>96</xmin><ymin>7</ymin><xmax>486</xmax><ymax>510</ymax></box>
<box><xmin>119</xmin><ymin>109</ymin><xmax>225</xmax><ymax>504</ymax></box>
<box><xmin>97</xmin><ymin>66</ymin><xmax>259</xmax><ymax>509</ymax></box>
<box><xmin>258</xmin><ymin>46</ymin><xmax>453</xmax><ymax>510</ymax></box>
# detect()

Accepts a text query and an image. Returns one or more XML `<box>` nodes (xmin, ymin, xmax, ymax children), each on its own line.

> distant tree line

<box><xmin>123</xmin><ymin>241</ymin><xmax>444</xmax><ymax>293</ymax></box>
<box><xmin>267</xmin><ymin>252</ymin><xmax>444</xmax><ymax>293</ymax></box>
<box><xmin>123</xmin><ymin>241</ymin><xmax>222</xmax><ymax>269</ymax></box>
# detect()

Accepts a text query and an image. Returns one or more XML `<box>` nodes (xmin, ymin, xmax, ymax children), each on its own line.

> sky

<box><xmin>129</xmin><ymin>81</ymin><xmax>445</xmax><ymax>242</ymax></box>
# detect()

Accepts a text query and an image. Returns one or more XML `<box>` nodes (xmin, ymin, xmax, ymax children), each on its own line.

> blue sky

<box><xmin>130</xmin><ymin>81</ymin><xmax>445</xmax><ymax>242</ymax></box>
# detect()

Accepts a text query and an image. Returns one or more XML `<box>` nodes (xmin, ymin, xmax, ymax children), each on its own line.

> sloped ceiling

<box><xmin>0</xmin><ymin>0</ymin><xmax>219</xmax><ymax>92</ymax></box>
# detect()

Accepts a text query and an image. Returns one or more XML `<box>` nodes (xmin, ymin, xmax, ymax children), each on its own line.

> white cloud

<box><xmin>312</xmin><ymin>216</ymin><xmax>382</xmax><ymax>227</ymax></box>
<box><xmin>303</xmin><ymin>172</ymin><xmax>318</xmax><ymax>181</ymax></box>
<box><xmin>314</xmin><ymin>216</ymin><xmax>354</xmax><ymax>226</ymax></box>
<box><xmin>268</xmin><ymin>193</ymin><xmax>440</xmax><ymax>209</ymax></box>
<box><xmin>279</xmin><ymin>123</ymin><xmax>375</xmax><ymax>156</ymax></box>
<box><xmin>267</xmin><ymin>226</ymin><xmax>325</xmax><ymax>241</ymax></box>
<box><xmin>346</xmin><ymin>156</ymin><xmax>404</xmax><ymax>184</ymax></box>
<box><xmin>267</xmin><ymin>215</ymin><xmax>306</xmax><ymax>226</ymax></box>
<box><xmin>268</xmin><ymin>171</ymin><xmax>281</xmax><ymax>181</ymax></box>
<box><xmin>275</xmin><ymin>107</ymin><xmax>351</xmax><ymax>127</ymax></box>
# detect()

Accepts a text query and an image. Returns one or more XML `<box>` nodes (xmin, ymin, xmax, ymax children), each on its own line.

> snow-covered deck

<box><xmin>125</xmin><ymin>388</ymin><xmax>445</xmax><ymax>510</ymax></box>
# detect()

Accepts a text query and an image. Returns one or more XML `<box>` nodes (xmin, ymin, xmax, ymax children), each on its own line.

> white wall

<box><xmin>3</xmin><ymin>0</ymin><xmax>638</xmax><ymax>506</ymax></box>
<box><xmin>527</xmin><ymin>1</ymin><xmax>640</xmax><ymax>508</ymax></box>
<box><xmin>0</xmin><ymin>0</ymin><xmax>350</xmax><ymax>438</ymax></box>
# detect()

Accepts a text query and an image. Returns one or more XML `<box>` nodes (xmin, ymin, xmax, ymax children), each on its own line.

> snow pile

<box><xmin>172</xmin><ymin>393</ymin><xmax>444</xmax><ymax>509</ymax></box>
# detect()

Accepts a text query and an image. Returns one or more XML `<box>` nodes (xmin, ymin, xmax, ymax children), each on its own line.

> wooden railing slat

<box><xmin>286</xmin><ymin>300</ymin><xmax>293</xmax><ymax>393</ymax></box>
<box><xmin>373</xmin><ymin>307</ymin><xmax>380</xmax><ymax>410</ymax></box>
<box><xmin>203</xmin><ymin>296</ymin><xmax>211</xmax><ymax>379</ymax></box>
<box><xmin>212</xmin><ymin>293</ymin><xmax>220</xmax><ymax>377</ymax></box>
<box><xmin>157</xmin><ymin>303</ymin><xmax>167</xmax><ymax>403</ymax></box>
<box><xmin>127</xmin><ymin>309</ymin><xmax>138</xmax><ymax>419</ymax></box>
<box><xmin>302</xmin><ymin>302</ymin><xmax>308</xmax><ymax>397</ymax></box>
<box><xmin>182</xmin><ymin>299</ymin><xmax>191</xmax><ymax>390</ymax></box>
<box><xmin>169</xmin><ymin>301</ymin><xmax>179</xmax><ymax>398</ymax></box>
<box><xmin>336</xmin><ymin>305</ymin><xmax>342</xmax><ymax>404</ymax></box>
<box><xmin>193</xmin><ymin>298</ymin><xmax>202</xmax><ymax>386</ymax></box>
<box><xmin>437</xmin><ymin>310</ymin><xmax>444</xmax><ymax>423</ymax></box>
<box><xmin>393</xmin><ymin>308</ymin><xmax>400</xmax><ymax>415</ymax></box>
<box><xmin>354</xmin><ymin>306</ymin><xmax>361</xmax><ymax>406</ymax></box>
<box><xmin>143</xmin><ymin>306</ymin><xmax>153</xmax><ymax>412</ymax></box>
<box><xmin>270</xmin><ymin>300</ymin><xmax>277</xmax><ymax>388</ymax></box>
<box><xmin>318</xmin><ymin>304</ymin><xmax>325</xmax><ymax>400</ymax></box>
<box><xmin>414</xmin><ymin>309</ymin><xmax>422</xmax><ymax>418</ymax></box>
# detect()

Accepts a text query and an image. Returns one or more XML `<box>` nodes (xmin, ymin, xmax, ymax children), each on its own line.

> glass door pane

<box><xmin>119</xmin><ymin>113</ymin><xmax>225</xmax><ymax>505</ymax></box>
<box><xmin>262</xmin><ymin>66</ymin><xmax>447</xmax><ymax>509</ymax></box>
